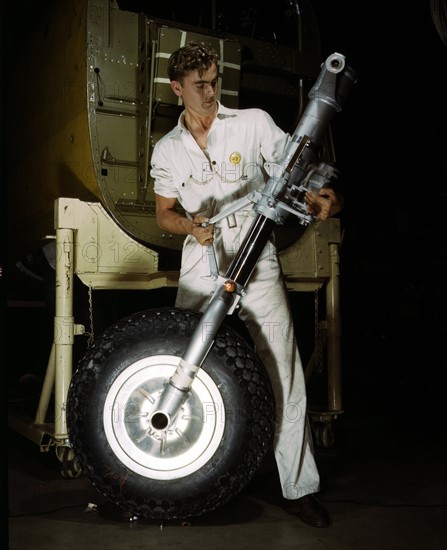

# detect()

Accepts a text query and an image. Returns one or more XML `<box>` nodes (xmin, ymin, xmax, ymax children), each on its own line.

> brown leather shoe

<box><xmin>285</xmin><ymin>494</ymin><xmax>330</xmax><ymax>528</ymax></box>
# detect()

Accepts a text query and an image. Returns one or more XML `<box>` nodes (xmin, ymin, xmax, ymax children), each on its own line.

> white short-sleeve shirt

<box><xmin>151</xmin><ymin>103</ymin><xmax>290</xmax><ymax>221</ymax></box>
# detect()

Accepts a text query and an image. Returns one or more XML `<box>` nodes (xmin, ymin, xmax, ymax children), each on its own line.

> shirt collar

<box><xmin>216</xmin><ymin>102</ymin><xmax>237</xmax><ymax>119</ymax></box>
<box><xmin>173</xmin><ymin>101</ymin><xmax>236</xmax><ymax>138</ymax></box>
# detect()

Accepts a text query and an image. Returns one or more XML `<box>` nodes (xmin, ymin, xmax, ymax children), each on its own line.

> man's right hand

<box><xmin>191</xmin><ymin>215</ymin><xmax>215</xmax><ymax>246</ymax></box>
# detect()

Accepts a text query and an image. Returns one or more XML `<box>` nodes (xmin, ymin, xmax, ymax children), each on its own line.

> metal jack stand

<box><xmin>280</xmin><ymin>218</ymin><xmax>343</xmax><ymax>448</ymax></box>
<box><xmin>8</xmin><ymin>197</ymin><xmax>177</xmax><ymax>476</ymax></box>
<box><xmin>8</xmin><ymin>226</ymin><xmax>84</xmax><ymax>476</ymax></box>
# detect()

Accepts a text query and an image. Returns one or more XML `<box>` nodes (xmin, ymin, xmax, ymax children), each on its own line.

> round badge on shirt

<box><xmin>229</xmin><ymin>152</ymin><xmax>241</xmax><ymax>165</ymax></box>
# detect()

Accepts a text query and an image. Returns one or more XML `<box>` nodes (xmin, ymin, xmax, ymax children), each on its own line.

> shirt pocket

<box><xmin>177</xmin><ymin>172</ymin><xmax>217</xmax><ymax>217</ymax></box>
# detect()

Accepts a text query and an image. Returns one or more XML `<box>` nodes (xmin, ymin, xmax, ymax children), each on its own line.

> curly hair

<box><xmin>167</xmin><ymin>41</ymin><xmax>220</xmax><ymax>82</ymax></box>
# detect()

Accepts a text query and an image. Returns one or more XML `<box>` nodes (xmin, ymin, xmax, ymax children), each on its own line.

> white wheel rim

<box><xmin>103</xmin><ymin>355</ymin><xmax>225</xmax><ymax>480</ymax></box>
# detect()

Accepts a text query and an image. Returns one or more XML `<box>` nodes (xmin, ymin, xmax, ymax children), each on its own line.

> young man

<box><xmin>150</xmin><ymin>41</ymin><xmax>343</xmax><ymax>528</ymax></box>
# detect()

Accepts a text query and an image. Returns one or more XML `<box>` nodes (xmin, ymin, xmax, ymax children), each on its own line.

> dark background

<box><xmin>2</xmin><ymin>1</ymin><xmax>447</xmax><ymax>424</ymax></box>
<box><xmin>315</xmin><ymin>1</ymin><xmax>447</xmax><ymax>419</ymax></box>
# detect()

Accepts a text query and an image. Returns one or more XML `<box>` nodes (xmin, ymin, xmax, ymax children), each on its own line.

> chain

<box><xmin>86</xmin><ymin>284</ymin><xmax>94</xmax><ymax>348</ymax></box>
<box><xmin>314</xmin><ymin>288</ymin><xmax>324</xmax><ymax>374</ymax></box>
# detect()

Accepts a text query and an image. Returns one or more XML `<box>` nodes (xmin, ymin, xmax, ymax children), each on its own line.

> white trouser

<box><xmin>175</xmin><ymin>214</ymin><xmax>320</xmax><ymax>499</ymax></box>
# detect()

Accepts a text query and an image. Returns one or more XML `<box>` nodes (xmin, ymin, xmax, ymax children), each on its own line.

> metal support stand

<box><xmin>8</xmin><ymin>198</ymin><xmax>345</xmax><ymax>455</ymax></box>
<box><xmin>307</xmin><ymin>240</ymin><xmax>343</xmax><ymax>448</ymax></box>
<box><xmin>326</xmin><ymin>242</ymin><xmax>342</xmax><ymax>413</ymax></box>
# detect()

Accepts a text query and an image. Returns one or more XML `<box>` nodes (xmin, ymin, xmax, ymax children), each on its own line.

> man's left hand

<box><xmin>305</xmin><ymin>188</ymin><xmax>344</xmax><ymax>220</ymax></box>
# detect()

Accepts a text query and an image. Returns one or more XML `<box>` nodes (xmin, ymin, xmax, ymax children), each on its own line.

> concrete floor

<box><xmin>7</xmin><ymin>407</ymin><xmax>447</xmax><ymax>550</ymax></box>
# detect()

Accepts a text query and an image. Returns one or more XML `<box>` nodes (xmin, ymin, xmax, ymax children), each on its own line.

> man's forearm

<box><xmin>156</xmin><ymin>209</ymin><xmax>194</xmax><ymax>235</ymax></box>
